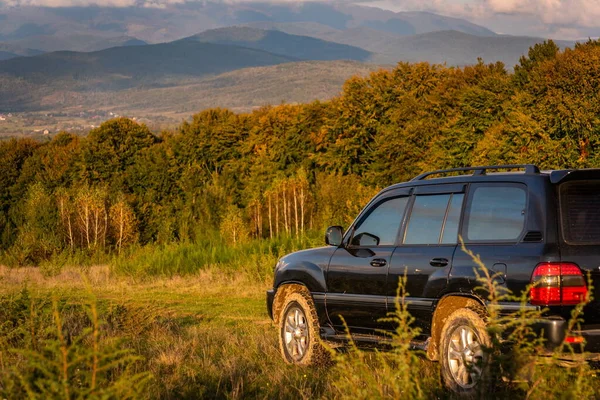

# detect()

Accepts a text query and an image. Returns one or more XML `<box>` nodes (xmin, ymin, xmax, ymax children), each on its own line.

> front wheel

<box><xmin>439</xmin><ymin>308</ymin><xmax>490</xmax><ymax>396</ymax></box>
<box><xmin>277</xmin><ymin>288</ymin><xmax>328</xmax><ymax>365</ymax></box>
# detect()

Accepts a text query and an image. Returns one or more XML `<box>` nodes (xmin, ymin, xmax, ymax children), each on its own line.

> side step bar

<box><xmin>321</xmin><ymin>331</ymin><xmax>431</xmax><ymax>352</ymax></box>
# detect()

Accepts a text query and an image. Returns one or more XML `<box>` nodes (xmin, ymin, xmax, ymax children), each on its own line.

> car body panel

<box><xmin>267</xmin><ymin>166</ymin><xmax>600</xmax><ymax>354</ymax></box>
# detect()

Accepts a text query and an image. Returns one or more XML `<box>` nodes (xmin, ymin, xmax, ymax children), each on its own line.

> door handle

<box><xmin>430</xmin><ymin>258</ymin><xmax>449</xmax><ymax>267</ymax></box>
<box><xmin>370</xmin><ymin>258</ymin><xmax>387</xmax><ymax>267</ymax></box>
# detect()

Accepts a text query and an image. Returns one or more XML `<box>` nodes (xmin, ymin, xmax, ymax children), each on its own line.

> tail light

<box><xmin>530</xmin><ymin>262</ymin><xmax>588</xmax><ymax>306</ymax></box>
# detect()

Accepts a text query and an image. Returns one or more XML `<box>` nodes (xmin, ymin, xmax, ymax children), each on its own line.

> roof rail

<box><xmin>411</xmin><ymin>164</ymin><xmax>540</xmax><ymax>181</ymax></box>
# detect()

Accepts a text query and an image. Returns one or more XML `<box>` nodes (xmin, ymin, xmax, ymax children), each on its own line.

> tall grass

<box><xmin>111</xmin><ymin>232</ymin><xmax>323</xmax><ymax>279</ymax></box>
<box><xmin>0</xmin><ymin>238</ymin><xmax>599</xmax><ymax>399</ymax></box>
<box><xmin>331</xmin><ymin>274</ymin><xmax>442</xmax><ymax>399</ymax></box>
<box><xmin>0</xmin><ymin>286</ymin><xmax>151</xmax><ymax>399</ymax></box>
<box><xmin>0</xmin><ymin>269</ymin><xmax>333</xmax><ymax>399</ymax></box>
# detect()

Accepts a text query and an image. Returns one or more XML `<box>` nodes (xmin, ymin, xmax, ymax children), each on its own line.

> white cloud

<box><xmin>357</xmin><ymin>0</ymin><xmax>600</xmax><ymax>38</ymax></box>
<box><xmin>1</xmin><ymin>0</ymin><xmax>187</xmax><ymax>6</ymax></box>
<box><xmin>489</xmin><ymin>0</ymin><xmax>600</xmax><ymax>28</ymax></box>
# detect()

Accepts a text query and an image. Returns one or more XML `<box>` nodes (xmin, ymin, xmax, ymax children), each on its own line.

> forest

<box><xmin>2</xmin><ymin>39</ymin><xmax>600</xmax><ymax>267</ymax></box>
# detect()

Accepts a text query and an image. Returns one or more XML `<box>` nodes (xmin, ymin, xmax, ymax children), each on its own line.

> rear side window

<box><xmin>404</xmin><ymin>195</ymin><xmax>451</xmax><ymax>244</ymax></box>
<box><xmin>560</xmin><ymin>180</ymin><xmax>600</xmax><ymax>244</ymax></box>
<box><xmin>441</xmin><ymin>194</ymin><xmax>464</xmax><ymax>244</ymax></box>
<box><xmin>465</xmin><ymin>185</ymin><xmax>527</xmax><ymax>242</ymax></box>
<box><xmin>403</xmin><ymin>193</ymin><xmax>464</xmax><ymax>245</ymax></box>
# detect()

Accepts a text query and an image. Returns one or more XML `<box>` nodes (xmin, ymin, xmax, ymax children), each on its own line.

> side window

<box><xmin>351</xmin><ymin>197</ymin><xmax>409</xmax><ymax>247</ymax></box>
<box><xmin>404</xmin><ymin>194</ymin><xmax>451</xmax><ymax>245</ymax></box>
<box><xmin>465</xmin><ymin>185</ymin><xmax>527</xmax><ymax>242</ymax></box>
<box><xmin>441</xmin><ymin>193</ymin><xmax>464</xmax><ymax>244</ymax></box>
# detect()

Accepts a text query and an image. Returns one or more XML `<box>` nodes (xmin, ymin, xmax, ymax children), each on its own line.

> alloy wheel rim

<box><xmin>447</xmin><ymin>324</ymin><xmax>484</xmax><ymax>389</ymax></box>
<box><xmin>283</xmin><ymin>306</ymin><xmax>309</xmax><ymax>361</ymax></box>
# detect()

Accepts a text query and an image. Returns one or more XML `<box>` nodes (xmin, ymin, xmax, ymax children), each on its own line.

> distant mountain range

<box><xmin>242</xmin><ymin>22</ymin><xmax>574</xmax><ymax>66</ymax></box>
<box><xmin>0</xmin><ymin>43</ymin><xmax>43</xmax><ymax>61</ymax></box>
<box><xmin>186</xmin><ymin>27</ymin><xmax>372</xmax><ymax>62</ymax></box>
<box><xmin>0</xmin><ymin>2</ymin><xmax>496</xmax><ymax>53</ymax></box>
<box><xmin>0</xmin><ymin>38</ymin><xmax>298</xmax><ymax>90</ymax></box>
<box><xmin>0</xmin><ymin>2</ymin><xmax>579</xmax><ymax>117</ymax></box>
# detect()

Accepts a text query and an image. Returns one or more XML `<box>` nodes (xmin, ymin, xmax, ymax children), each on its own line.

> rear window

<box><xmin>560</xmin><ymin>180</ymin><xmax>600</xmax><ymax>244</ymax></box>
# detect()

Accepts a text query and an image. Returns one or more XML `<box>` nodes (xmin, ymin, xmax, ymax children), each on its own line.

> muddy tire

<box><xmin>277</xmin><ymin>287</ymin><xmax>328</xmax><ymax>366</ymax></box>
<box><xmin>440</xmin><ymin>308</ymin><xmax>490</xmax><ymax>397</ymax></box>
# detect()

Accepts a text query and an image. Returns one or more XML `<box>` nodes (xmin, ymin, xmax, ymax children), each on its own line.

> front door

<box><xmin>388</xmin><ymin>185</ymin><xmax>465</xmax><ymax>333</ymax></box>
<box><xmin>326</xmin><ymin>191</ymin><xmax>410</xmax><ymax>334</ymax></box>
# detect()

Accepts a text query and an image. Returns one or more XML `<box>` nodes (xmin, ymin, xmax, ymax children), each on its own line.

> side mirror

<box><xmin>325</xmin><ymin>226</ymin><xmax>344</xmax><ymax>246</ymax></box>
<box><xmin>351</xmin><ymin>232</ymin><xmax>380</xmax><ymax>247</ymax></box>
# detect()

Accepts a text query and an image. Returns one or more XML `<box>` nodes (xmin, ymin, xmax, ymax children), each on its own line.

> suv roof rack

<box><xmin>411</xmin><ymin>164</ymin><xmax>541</xmax><ymax>181</ymax></box>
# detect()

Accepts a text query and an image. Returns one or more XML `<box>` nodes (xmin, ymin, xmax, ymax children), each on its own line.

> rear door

<box><xmin>388</xmin><ymin>184</ymin><xmax>465</xmax><ymax>333</ymax></box>
<box><xmin>450</xmin><ymin>182</ymin><xmax>538</xmax><ymax>303</ymax></box>
<box><xmin>557</xmin><ymin>177</ymin><xmax>600</xmax><ymax>325</ymax></box>
<box><xmin>326</xmin><ymin>189</ymin><xmax>410</xmax><ymax>334</ymax></box>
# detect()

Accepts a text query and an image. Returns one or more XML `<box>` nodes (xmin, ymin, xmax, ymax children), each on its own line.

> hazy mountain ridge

<box><xmin>0</xmin><ymin>24</ymin><xmax>577</xmax><ymax>115</ymax></box>
<box><xmin>0</xmin><ymin>2</ymin><xmax>497</xmax><ymax>52</ymax></box>
<box><xmin>1</xmin><ymin>34</ymin><xmax>148</xmax><ymax>53</ymax></box>
<box><xmin>0</xmin><ymin>43</ymin><xmax>43</xmax><ymax>60</ymax></box>
<box><xmin>186</xmin><ymin>26</ymin><xmax>372</xmax><ymax>61</ymax></box>
<box><xmin>368</xmin><ymin>30</ymin><xmax>575</xmax><ymax>66</ymax></box>
<box><xmin>239</xmin><ymin>23</ymin><xmax>574</xmax><ymax>67</ymax></box>
<box><xmin>0</xmin><ymin>3</ymin><xmax>577</xmax><ymax>118</ymax></box>
<box><xmin>0</xmin><ymin>40</ymin><xmax>298</xmax><ymax>90</ymax></box>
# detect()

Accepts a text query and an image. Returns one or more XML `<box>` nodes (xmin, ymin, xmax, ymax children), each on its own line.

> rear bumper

<box><xmin>533</xmin><ymin>318</ymin><xmax>600</xmax><ymax>353</ymax></box>
<box><xmin>576</xmin><ymin>329</ymin><xmax>600</xmax><ymax>353</ymax></box>
<box><xmin>266</xmin><ymin>289</ymin><xmax>275</xmax><ymax>320</ymax></box>
<box><xmin>532</xmin><ymin>318</ymin><xmax>567</xmax><ymax>350</ymax></box>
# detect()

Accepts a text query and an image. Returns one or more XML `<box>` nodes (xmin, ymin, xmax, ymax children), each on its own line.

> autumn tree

<box><xmin>220</xmin><ymin>205</ymin><xmax>248</xmax><ymax>245</ymax></box>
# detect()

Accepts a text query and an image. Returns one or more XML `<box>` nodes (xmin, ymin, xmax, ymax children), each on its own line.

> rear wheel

<box><xmin>440</xmin><ymin>308</ymin><xmax>490</xmax><ymax>396</ymax></box>
<box><xmin>278</xmin><ymin>288</ymin><xmax>327</xmax><ymax>365</ymax></box>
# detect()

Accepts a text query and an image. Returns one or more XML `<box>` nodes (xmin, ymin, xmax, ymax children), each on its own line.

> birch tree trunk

<box><xmin>283</xmin><ymin>184</ymin><xmax>289</xmax><ymax>235</ymax></box>
<box><xmin>293</xmin><ymin>183</ymin><xmax>298</xmax><ymax>237</ymax></box>
<box><xmin>268</xmin><ymin>193</ymin><xmax>273</xmax><ymax>239</ymax></box>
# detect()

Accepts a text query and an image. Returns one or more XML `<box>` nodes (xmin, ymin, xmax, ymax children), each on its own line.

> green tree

<box><xmin>7</xmin><ymin>183</ymin><xmax>59</xmax><ymax>266</ymax></box>
<box><xmin>0</xmin><ymin>138</ymin><xmax>40</xmax><ymax>249</ymax></box>
<box><xmin>79</xmin><ymin>118</ymin><xmax>157</xmax><ymax>189</ymax></box>
<box><xmin>514</xmin><ymin>40</ymin><xmax>560</xmax><ymax>86</ymax></box>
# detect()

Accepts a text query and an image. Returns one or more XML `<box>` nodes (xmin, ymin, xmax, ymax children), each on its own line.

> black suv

<box><xmin>266</xmin><ymin>165</ymin><xmax>600</xmax><ymax>392</ymax></box>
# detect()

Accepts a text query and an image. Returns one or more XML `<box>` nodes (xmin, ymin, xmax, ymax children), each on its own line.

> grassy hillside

<box><xmin>0</xmin><ymin>61</ymin><xmax>383</xmax><ymax>114</ymax></box>
<box><xmin>187</xmin><ymin>26</ymin><xmax>372</xmax><ymax>61</ymax></box>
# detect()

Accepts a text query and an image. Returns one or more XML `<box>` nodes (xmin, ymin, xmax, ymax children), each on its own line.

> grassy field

<box><xmin>0</xmin><ymin>244</ymin><xmax>598</xmax><ymax>399</ymax></box>
<box><xmin>0</xmin><ymin>265</ymin><xmax>339</xmax><ymax>399</ymax></box>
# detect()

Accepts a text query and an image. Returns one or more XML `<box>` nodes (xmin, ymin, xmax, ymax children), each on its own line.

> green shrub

<box><xmin>0</xmin><ymin>287</ymin><xmax>151</xmax><ymax>399</ymax></box>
